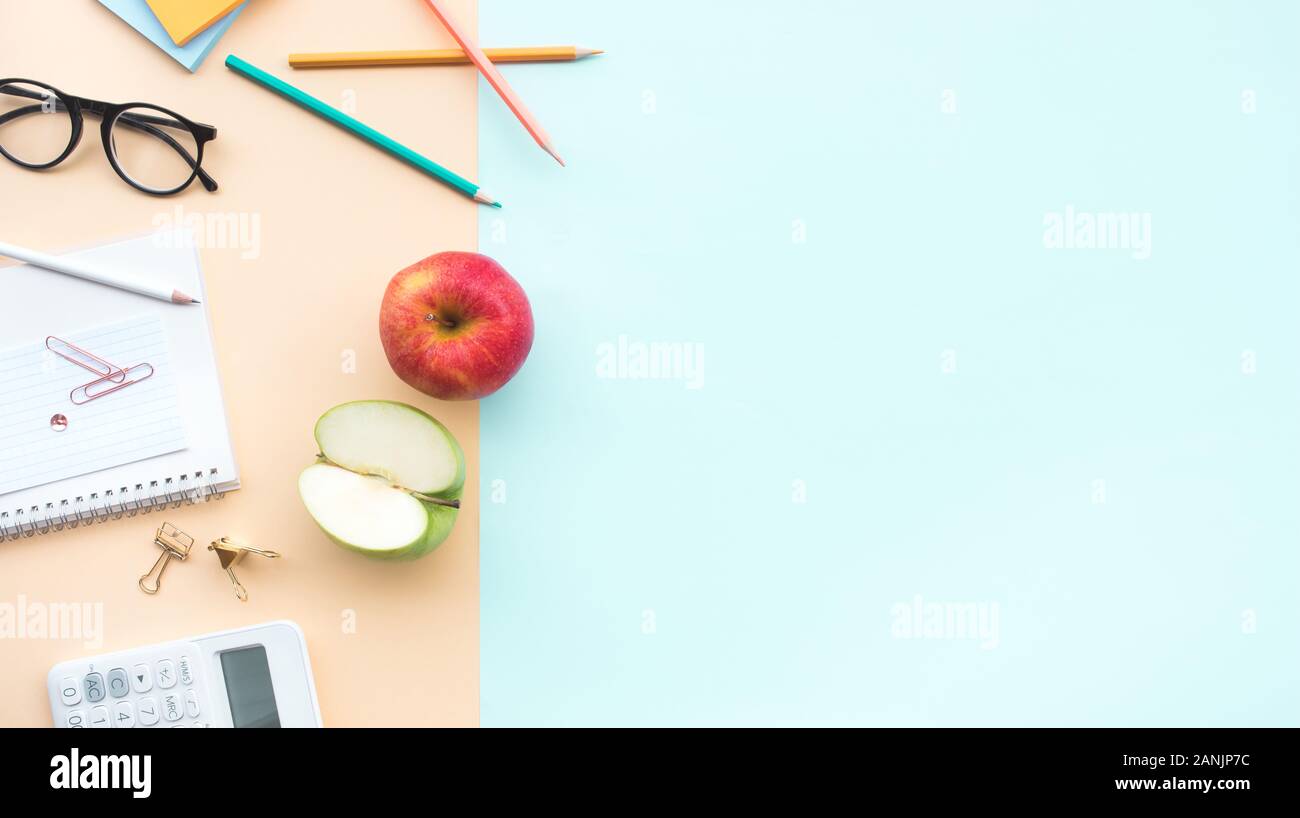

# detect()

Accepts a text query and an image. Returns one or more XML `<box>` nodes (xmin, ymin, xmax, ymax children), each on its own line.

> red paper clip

<box><xmin>47</xmin><ymin>335</ymin><xmax>154</xmax><ymax>405</ymax></box>
<box><xmin>46</xmin><ymin>336</ymin><xmax>126</xmax><ymax>383</ymax></box>
<box><xmin>70</xmin><ymin>363</ymin><xmax>155</xmax><ymax>406</ymax></box>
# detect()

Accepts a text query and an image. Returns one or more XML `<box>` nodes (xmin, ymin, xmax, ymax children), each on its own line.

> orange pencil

<box><xmin>289</xmin><ymin>46</ymin><xmax>604</xmax><ymax>69</ymax></box>
<box><xmin>419</xmin><ymin>0</ymin><xmax>566</xmax><ymax>166</ymax></box>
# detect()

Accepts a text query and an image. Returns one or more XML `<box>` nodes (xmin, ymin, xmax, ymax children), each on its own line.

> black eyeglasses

<box><xmin>0</xmin><ymin>79</ymin><xmax>218</xmax><ymax>196</ymax></box>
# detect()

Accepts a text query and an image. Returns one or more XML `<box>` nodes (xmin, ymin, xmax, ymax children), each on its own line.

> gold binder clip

<box><xmin>208</xmin><ymin>538</ymin><xmax>281</xmax><ymax>601</ymax></box>
<box><xmin>139</xmin><ymin>522</ymin><xmax>194</xmax><ymax>594</ymax></box>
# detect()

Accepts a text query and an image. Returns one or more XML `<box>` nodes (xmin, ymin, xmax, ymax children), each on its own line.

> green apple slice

<box><xmin>314</xmin><ymin>400</ymin><xmax>465</xmax><ymax>499</ymax></box>
<box><xmin>298</xmin><ymin>463</ymin><xmax>458</xmax><ymax>560</ymax></box>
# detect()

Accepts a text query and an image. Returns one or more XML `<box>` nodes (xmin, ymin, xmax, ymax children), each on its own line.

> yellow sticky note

<box><xmin>144</xmin><ymin>0</ymin><xmax>246</xmax><ymax>46</ymax></box>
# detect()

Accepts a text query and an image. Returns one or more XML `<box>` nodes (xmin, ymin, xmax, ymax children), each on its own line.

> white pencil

<box><xmin>0</xmin><ymin>240</ymin><xmax>199</xmax><ymax>305</ymax></box>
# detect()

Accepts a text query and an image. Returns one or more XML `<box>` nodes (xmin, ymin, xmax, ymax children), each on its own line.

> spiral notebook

<box><xmin>0</xmin><ymin>230</ymin><xmax>239</xmax><ymax>541</ymax></box>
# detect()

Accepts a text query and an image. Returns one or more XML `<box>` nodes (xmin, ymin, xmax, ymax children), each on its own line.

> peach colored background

<box><xmin>0</xmin><ymin>0</ymin><xmax>481</xmax><ymax>726</ymax></box>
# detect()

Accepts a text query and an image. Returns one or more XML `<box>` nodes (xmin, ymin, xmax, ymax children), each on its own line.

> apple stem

<box><xmin>409</xmin><ymin>491</ymin><xmax>461</xmax><ymax>509</ymax></box>
<box><xmin>315</xmin><ymin>454</ymin><xmax>462</xmax><ymax>509</ymax></box>
<box><xmin>425</xmin><ymin>311</ymin><xmax>456</xmax><ymax>328</ymax></box>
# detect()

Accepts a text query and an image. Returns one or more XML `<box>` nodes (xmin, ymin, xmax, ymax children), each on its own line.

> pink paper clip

<box><xmin>46</xmin><ymin>336</ymin><xmax>126</xmax><ymax>383</ymax></box>
<box><xmin>70</xmin><ymin>363</ymin><xmax>155</xmax><ymax>406</ymax></box>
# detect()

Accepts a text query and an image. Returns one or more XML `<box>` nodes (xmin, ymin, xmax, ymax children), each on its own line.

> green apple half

<box><xmin>298</xmin><ymin>401</ymin><xmax>465</xmax><ymax>560</ymax></box>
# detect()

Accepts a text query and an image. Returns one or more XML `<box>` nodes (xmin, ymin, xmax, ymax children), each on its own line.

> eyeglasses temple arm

<box><xmin>0</xmin><ymin>105</ymin><xmax>43</xmax><ymax>127</ymax></box>
<box><xmin>113</xmin><ymin>112</ymin><xmax>219</xmax><ymax>192</ymax></box>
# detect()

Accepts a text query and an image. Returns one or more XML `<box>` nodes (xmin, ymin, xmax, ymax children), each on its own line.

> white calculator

<box><xmin>47</xmin><ymin>620</ymin><xmax>322</xmax><ymax>728</ymax></box>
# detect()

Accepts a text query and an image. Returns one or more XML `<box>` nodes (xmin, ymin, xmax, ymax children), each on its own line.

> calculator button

<box><xmin>137</xmin><ymin>697</ymin><xmax>160</xmax><ymax>726</ymax></box>
<box><xmin>88</xmin><ymin>705</ymin><xmax>111</xmax><ymax>728</ymax></box>
<box><xmin>178</xmin><ymin>656</ymin><xmax>194</xmax><ymax>686</ymax></box>
<box><xmin>162</xmin><ymin>692</ymin><xmax>183</xmax><ymax>722</ymax></box>
<box><xmin>106</xmin><ymin>668</ymin><xmax>130</xmax><ymax>698</ymax></box>
<box><xmin>112</xmin><ymin>701</ymin><xmax>136</xmax><ymax>728</ymax></box>
<box><xmin>59</xmin><ymin>676</ymin><xmax>81</xmax><ymax>706</ymax></box>
<box><xmin>83</xmin><ymin>672</ymin><xmax>105</xmax><ymax>702</ymax></box>
<box><xmin>64</xmin><ymin>709</ymin><xmax>87</xmax><ymax>728</ymax></box>
<box><xmin>190</xmin><ymin>722</ymin><xmax>208</xmax><ymax>728</ymax></box>
<box><xmin>184</xmin><ymin>689</ymin><xmax>200</xmax><ymax>717</ymax></box>
<box><xmin>131</xmin><ymin>663</ymin><xmax>152</xmax><ymax>693</ymax></box>
<box><xmin>156</xmin><ymin>659</ymin><xmax>177</xmax><ymax>689</ymax></box>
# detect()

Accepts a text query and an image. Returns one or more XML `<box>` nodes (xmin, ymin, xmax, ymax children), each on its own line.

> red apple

<box><xmin>380</xmin><ymin>252</ymin><xmax>534</xmax><ymax>401</ymax></box>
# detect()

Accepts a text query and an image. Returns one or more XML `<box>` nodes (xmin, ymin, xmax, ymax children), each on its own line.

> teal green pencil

<box><xmin>225</xmin><ymin>54</ymin><xmax>500</xmax><ymax>207</ymax></box>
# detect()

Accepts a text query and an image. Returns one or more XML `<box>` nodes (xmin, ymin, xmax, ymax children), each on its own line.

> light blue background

<box><xmin>478</xmin><ymin>0</ymin><xmax>1300</xmax><ymax>726</ymax></box>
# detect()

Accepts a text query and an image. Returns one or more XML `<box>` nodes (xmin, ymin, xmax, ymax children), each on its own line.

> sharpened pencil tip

<box><xmin>539</xmin><ymin>139</ymin><xmax>566</xmax><ymax>167</ymax></box>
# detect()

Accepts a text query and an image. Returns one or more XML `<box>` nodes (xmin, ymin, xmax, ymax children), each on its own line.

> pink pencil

<box><xmin>419</xmin><ymin>0</ymin><xmax>565</xmax><ymax>166</ymax></box>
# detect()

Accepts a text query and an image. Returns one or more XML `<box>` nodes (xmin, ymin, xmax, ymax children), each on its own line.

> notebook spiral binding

<box><xmin>0</xmin><ymin>468</ymin><xmax>226</xmax><ymax>543</ymax></box>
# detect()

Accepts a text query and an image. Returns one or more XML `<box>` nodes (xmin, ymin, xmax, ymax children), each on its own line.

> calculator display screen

<box><xmin>219</xmin><ymin>645</ymin><xmax>281</xmax><ymax>728</ymax></box>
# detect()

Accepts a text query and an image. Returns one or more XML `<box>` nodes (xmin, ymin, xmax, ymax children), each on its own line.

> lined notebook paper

<box><xmin>0</xmin><ymin>230</ymin><xmax>239</xmax><ymax>540</ymax></box>
<box><xmin>0</xmin><ymin>315</ymin><xmax>186</xmax><ymax>495</ymax></box>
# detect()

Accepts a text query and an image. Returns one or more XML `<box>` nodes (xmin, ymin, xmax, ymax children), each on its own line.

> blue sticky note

<box><xmin>98</xmin><ymin>0</ymin><xmax>246</xmax><ymax>72</ymax></box>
